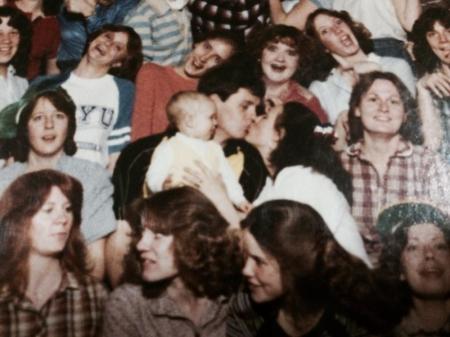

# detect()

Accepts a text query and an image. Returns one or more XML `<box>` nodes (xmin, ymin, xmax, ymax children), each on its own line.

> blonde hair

<box><xmin>166</xmin><ymin>91</ymin><xmax>214</xmax><ymax>129</ymax></box>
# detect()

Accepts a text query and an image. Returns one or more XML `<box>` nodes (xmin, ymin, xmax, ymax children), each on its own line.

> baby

<box><xmin>146</xmin><ymin>91</ymin><xmax>251</xmax><ymax>211</ymax></box>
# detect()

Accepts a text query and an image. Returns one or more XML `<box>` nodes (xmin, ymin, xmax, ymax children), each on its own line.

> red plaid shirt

<box><xmin>0</xmin><ymin>272</ymin><xmax>107</xmax><ymax>337</ymax></box>
<box><xmin>340</xmin><ymin>141</ymin><xmax>450</xmax><ymax>238</ymax></box>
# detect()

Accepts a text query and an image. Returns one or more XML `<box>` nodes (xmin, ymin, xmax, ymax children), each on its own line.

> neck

<box><xmin>15</xmin><ymin>0</ymin><xmax>43</xmax><ymax>19</ymax></box>
<box><xmin>263</xmin><ymin>79</ymin><xmax>290</xmax><ymax>98</ymax></box>
<box><xmin>26</xmin><ymin>253</ymin><xmax>63</xmax><ymax>308</ymax></box>
<box><xmin>167</xmin><ymin>277</ymin><xmax>209</xmax><ymax>325</ymax></box>
<box><xmin>277</xmin><ymin>308</ymin><xmax>324</xmax><ymax>337</ymax></box>
<box><xmin>336</xmin><ymin>50</ymin><xmax>368</xmax><ymax>69</ymax></box>
<box><xmin>0</xmin><ymin>64</ymin><xmax>7</xmax><ymax>78</ymax></box>
<box><xmin>173</xmin><ymin>64</ymin><xmax>191</xmax><ymax>80</ymax></box>
<box><xmin>406</xmin><ymin>297</ymin><xmax>450</xmax><ymax>332</ymax></box>
<box><xmin>441</xmin><ymin>63</ymin><xmax>450</xmax><ymax>77</ymax></box>
<box><xmin>361</xmin><ymin>133</ymin><xmax>403</xmax><ymax>162</ymax></box>
<box><xmin>256</xmin><ymin>144</ymin><xmax>275</xmax><ymax>176</ymax></box>
<box><xmin>74</xmin><ymin>57</ymin><xmax>109</xmax><ymax>79</ymax></box>
<box><xmin>212</xmin><ymin>128</ymin><xmax>230</xmax><ymax>146</ymax></box>
<box><xmin>27</xmin><ymin>151</ymin><xmax>62</xmax><ymax>171</ymax></box>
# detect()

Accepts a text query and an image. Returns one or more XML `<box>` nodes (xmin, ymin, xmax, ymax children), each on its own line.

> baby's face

<box><xmin>184</xmin><ymin>100</ymin><xmax>218</xmax><ymax>141</ymax></box>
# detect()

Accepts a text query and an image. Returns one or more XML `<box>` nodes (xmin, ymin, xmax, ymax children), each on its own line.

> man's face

<box><xmin>183</xmin><ymin>38</ymin><xmax>235</xmax><ymax>78</ymax></box>
<box><xmin>211</xmin><ymin>88</ymin><xmax>260</xmax><ymax>140</ymax></box>
<box><xmin>87</xmin><ymin>31</ymin><xmax>128</xmax><ymax>68</ymax></box>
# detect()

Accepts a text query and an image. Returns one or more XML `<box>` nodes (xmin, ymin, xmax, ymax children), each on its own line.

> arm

<box><xmin>417</xmin><ymin>78</ymin><xmax>444</xmax><ymax>151</ymax></box>
<box><xmin>217</xmin><ymin>148</ymin><xmax>248</xmax><ymax>206</ymax></box>
<box><xmin>145</xmin><ymin>140</ymin><xmax>173</xmax><ymax>192</ymax></box>
<box><xmin>391</xmin><ymin>0</ymin><xmax>421</xmax><ymax>32</ymax></box>
<box><xmin>269</xmin><ymin>0</ymin><xmax>319</xmax><ymax>30</ymax></box>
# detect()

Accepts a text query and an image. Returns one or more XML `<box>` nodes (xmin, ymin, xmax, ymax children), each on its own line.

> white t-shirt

<box><xmin>0</xmin><ymin>65</ymin><xmax>28</xmax><ymax>111</ymax></box>
<box><xmin>62</xmin><ymin>73</ymin><xmax>119</xmax><ymax>167</ymax></box>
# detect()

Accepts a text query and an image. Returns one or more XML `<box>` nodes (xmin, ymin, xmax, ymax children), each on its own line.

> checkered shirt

<box><xmin>0</xmin><ymin>272</ymin><xmax>107</xmax><ymax>337</ymax></box>
<box><xmin>340</xmin><ymin>141</ymin><xmax>450</xmax><ymax>237</ymax></box>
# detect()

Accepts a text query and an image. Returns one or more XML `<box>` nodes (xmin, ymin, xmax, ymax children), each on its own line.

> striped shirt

<box><xmin>124</xmin><ymin>0</ymin><xmax>192</xmax><ymax>66</ymax></box>
<box><xmin>0</xmin><ymin>272</ymin><xmax>107</xmax><ymax>337</ymax></box>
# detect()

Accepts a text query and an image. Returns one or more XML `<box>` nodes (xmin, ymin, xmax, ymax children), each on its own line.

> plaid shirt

<box><xmin>0</xmin><ymin>272</ymin><xmax>107</xmax><ymax>337</ymax></box>
<box><xmin>340</xmin><ymin>141</ymin><xmax>450</xmax><ymax>239</ymax></box>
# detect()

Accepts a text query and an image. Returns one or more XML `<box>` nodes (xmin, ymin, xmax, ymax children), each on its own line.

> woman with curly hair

<box><xmin>228</xmin><ymin>200</ymin><xmax>402</xmax><ymax>337</ymax></box>
<box><xmin>340</xmin><ymin>71</ymin><xmax>449</xmax><ymax>264</ymax></box>
<box><xmin>102</xmin><ymin>186</ymin><xmax>244</xmax><ymax>337</ymax></box>
<box><xmin>376</xmin><ymin>202</ymin><xmax>450</xmax><ymax>336</ymax></box>
<box><xmin>0</xmin><ymin>169</ymin><xmax>107</xmax><ymax>336</ymax></box>
<box><xmin>247</xmin><ymin>24</ymin><xmax>328</xmax><ymax>123</ymax></box>
<box><xmin>411</xmin><ymin>7</ymin><xmax>450</xmax><ymax>162</ymax></box>
<box><xmin>0</xmin><ymin>6</ymin><xmax>31</xmax><ymax>111</ymax></box>
<box><xmin>304</xmin><ymin>8</ymin><xmax>415</xmax><ymax>142</ymax></box>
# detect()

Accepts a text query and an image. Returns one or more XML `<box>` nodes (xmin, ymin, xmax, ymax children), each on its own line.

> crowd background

<box><xmin>0</xmin><ymin>0</ymin><xmax>449</xmax><ymax>336</ymax></box>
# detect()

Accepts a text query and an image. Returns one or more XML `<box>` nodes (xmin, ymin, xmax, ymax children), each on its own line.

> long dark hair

<box><xmin>242</xmin><ymin>200</ymin><xmax>405</xmax><ymax>333</ymax></box>
<box><xmin>304</xmin><ymin>8</ymin><xmax>373</xmax><ymax>82</ymax></box>
<box><xmin>0</xmin><ymin>6</ymin><xmax>31</xmax><ymax>77</ymax></box>
<box><xmin>270</xmin><ymin>102</ymin><xmax>352</xmax><ymax>203</ymax></box>
<box><xmin>13</xmin><ymin>88</ymin><xmax>77</xmax><ymax>162</ymax></box>
<box><xmin>124</xmin><ymin>187</ymin><xmax>244</xmax><ymax>298</ymax></box>
<box><xmin>0</xmin><ymin>170</ymin><xmax>89</xmax><ymax>296</ymax></box>
<box><xmin>411</xmin><ymin>7</ymin><xmax>450</xmax><ymax>76</ymax></box>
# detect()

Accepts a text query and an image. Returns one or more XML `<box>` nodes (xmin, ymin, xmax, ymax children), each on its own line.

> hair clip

<box><xmin>313</xmin><ymin>125</ymin><xmax>334</xmax><ymax>135</ymax></box>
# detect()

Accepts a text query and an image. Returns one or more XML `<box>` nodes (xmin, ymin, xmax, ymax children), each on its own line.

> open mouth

<box><xmin>270</xmin><ymin>64</ymin><xmax>286</xmax><ymax>72</ymax></box>
<box><xmin>42</xmin><ymin>135</ymin><xmax>57</xmax><ymax>142</ymax></box>
<box><xmin>340</xmin><ymin>35</ymin><xmax>354</xmax><ymax>47</ymax></box>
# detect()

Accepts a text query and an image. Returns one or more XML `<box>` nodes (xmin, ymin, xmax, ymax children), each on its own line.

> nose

<box><xmin>44</xmin><ymin>116</ymin><xmax>55</xmax><ymax>129</ymax></box>
<box><xmin>136</xmin><ymin>230</ymin><xmax>152</xmax><ymax>252</ymax></box>
<box><xmin>438</xmin><ymin>32</ymin><xmax>449</xmax><ymax>44</ymax></box>
<box><xmin>199</xmin><ymin>51</ymin><xmax>211</xmax><ymax>63</ymax></box>
<box><xmin>423</xmin><ymin>245</ymin><xmax>436</xmax><ymax>260</ymax></box>
<box><xmin>379</xmin><ymin>100</ymin><xmax>389</xmax><ymax>112</ymax></box>
<box><xmin>275</xmin><ymin>51</ymin><xmax>285</xmax><ymax>62</ymax></box>
<box><xmin>242</xmin><ymin>258</ymin><xmax>255</xmax><ymax>278</ymax></box>
<box><xmin>0</xmin><ymin>33</ymin><xmax>11</xmax><ymax>44</ymax></box>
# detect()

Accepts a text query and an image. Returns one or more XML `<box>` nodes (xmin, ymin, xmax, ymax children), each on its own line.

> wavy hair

<box><xmin>125</xmin><ymin>187</ymin><xmax>244</xmax><ymax>298</ymax></box>
<box><xmin>12</xmin><ymin>88</ymin><xmax>77</xmax><ymax>162</ymax></box>
<box><xmin>304</xmin><ymin>8</ymin><xmax>373</xmax><ymax>82</ymax></box>
<box><xmin>0</xmin><ymin>6</ymin><xmax>32</xmax><ymax>77</ymax></box>
<box><xmin>348</xmin><ymin>71</ymin><xmax>422</xmax><ymax>144</ymax></box>
<box><xmin>270</xmin><ymin>101</ymin><xmax>352</xmax><ymax>203</ymax></box>
<box><xmin>411</xmin><ymin>7</ymin><xmax>450</xmax><ymax>76</ymax></box>
<box><xmin>0</xmin><ymin>170</ymin><xmax>89</xmax><ymax>296</ymax></box>
<box><xmin>85</xmin><ymin>24</ymin><xmax>143</xmax><ymax>81</ymax></box>
<box><xmin>242</xmin><ymin>200</ymin><xmax>405</xmax><ymax>333</ymax></box>
<box><xmin>246</xmin><ymin>24</ymin><xmax>315</xmax><ymax>86</ymax></box>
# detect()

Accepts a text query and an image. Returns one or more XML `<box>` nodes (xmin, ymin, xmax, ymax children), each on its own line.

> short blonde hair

<box><xmin>166</xmin><ymin>91</ymin><xmax>213</xmax><ymax>129</ymax></box>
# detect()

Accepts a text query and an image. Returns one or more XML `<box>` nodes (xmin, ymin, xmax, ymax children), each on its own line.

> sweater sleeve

<box><xmin>145</xmin><ymin>139</ymin><xmax>174</xmax><ymax>192</ymax></box>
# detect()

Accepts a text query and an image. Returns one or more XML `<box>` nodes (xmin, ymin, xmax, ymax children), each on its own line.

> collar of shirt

<box><xmin>345</xmin><ymin>139</ymin><xmax>414</xmax><ymax>160</ymax></box>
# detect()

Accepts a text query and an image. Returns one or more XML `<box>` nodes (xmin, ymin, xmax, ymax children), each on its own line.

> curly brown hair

<box><xmin>125</xmin><ymin>187</ymin><xmax>244</xmax><ymax>298</ymax></box>
<box><xmin>0</xmin><ymin>170</ymin><xmax>90</xmax><ymax>296</ymax></box>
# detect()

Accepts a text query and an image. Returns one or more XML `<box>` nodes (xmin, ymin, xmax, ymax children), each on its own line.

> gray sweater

<box><xmin>0</xmin><ymin>155</ymin><xmax>116</xmax><ymax>243</ymax></box>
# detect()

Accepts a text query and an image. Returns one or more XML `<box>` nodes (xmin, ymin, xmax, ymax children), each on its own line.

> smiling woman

<box><xmin>0</xmin><ymin>169</ymin><xmax>107</xmax><ymax>336</ymax></box>
<box><xmin>340</xmin><ymin>71</ymin><xmax>450</xmax><ymax>265</ymax></box>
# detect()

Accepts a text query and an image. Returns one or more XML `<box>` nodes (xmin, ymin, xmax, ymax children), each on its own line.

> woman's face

<box><xmin>245</xmin><ymin>103</ymin><xmax>282</xmax><ymax>151</ymax></box>
<box><xmin>261</xmin><ymin>40</ymin><xmax>299</xmax><ymax>85</ymax></box>
<box><xmin>401</xmin><ymin>223</ymin><xmax>450</xmax><ymax>299</ymax></box>
<box><xmin>313</xmin><ymin>14</ymin><xmax>360</xmax><ymax>58</ymax></box>
<box><xmin>355</xmin><ymin>79</ymin><xmax>405</xmax><ymax>138</ymax></box>
<box><xmin>242</xmin><ymin>230</ymin><xmax>283</xmax><ymax>303</ymax></box>
<box><xmin>0</xmin><ymin>17</ymin><xmax>20</xmax><ymax>67</ymax></box>
<box><xmin>426</xmin><ymin>21</ymin><xmax>450</xmax><ymax>67</ymax></box>
<box><xmin>30</xmin><ymin>186</ymin><xmax>74</xmax><ymax>256</ymax></box>
<box><xmin>136</xmin><ymin>227</ymin><xmax>178</xmax><ymax>282</ymax></box>
<box><xmin>27</xmin><ymin>97</ymin><xmax>69</xmax><ymax>159</ymax></box>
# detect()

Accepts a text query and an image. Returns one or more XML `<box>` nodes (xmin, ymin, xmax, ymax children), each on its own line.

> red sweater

<box><xmin>131</xmin><ymin>63</ymin><xmax>198</xmax><ymax>140</ymax></box>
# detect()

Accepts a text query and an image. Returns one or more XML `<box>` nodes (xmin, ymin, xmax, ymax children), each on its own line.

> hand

<box><xmin>333</xmin><ymin>110</ymin><xmax>350</xmax><ymax>151</ymax></box>
<box><xmin>162</xmin><ymin>175</ymin><xmax>174</xmax><ymax>190</ymax></box>
<box><xmin>236</xmin><ymin>200</ymin><xmax>252</xmax><ymax>213</ymax></box>
<box><xmin>65</xmin><ymin>0</ymin><xmax>97</xmax><ymax>17</ymax></box>
<box><xmin>417</xmin><ymin>71</ymin><xmax>450</xmax><ymax>99</ymax></box>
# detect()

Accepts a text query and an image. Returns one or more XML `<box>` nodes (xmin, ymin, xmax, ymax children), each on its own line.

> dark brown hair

<box><xmin>348</xmin><ymin>71</ymin><xmax>422</xmax><ymax>144</ymax></box>
<box><xmin>304</xmin><ymin>8</ymin><xmax>373</xmax><ymax>82</ymax></box>
<box><xmin>0</xmin><ymin>169</ymin><xmax>89</xmax><ymax>296</ymax></box>
<box><xmin>242</xmin><ymin>200</ymin><xmax>404</xmax><ymax>333</ymax></box>
<box><xmin>13</xmin><ymin>88</ymin><xmax>77</xmax><ymax>162</ymax></box>
<box><xmin>125</xmin><ymin>187</ymin><xmax>244</xmax><ymax>298</ymax></box>
<box><xmin>85</xmin><ymin>24</ymin><xmax>143</xmax><ymax>81</ymax></box>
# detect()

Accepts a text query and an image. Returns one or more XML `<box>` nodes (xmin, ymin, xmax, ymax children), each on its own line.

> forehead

<box><xmin>0</xmin><ymin>16</ymin><xmax>15</xmax><ymax>29</ymax></box>
<box><xmin>365</xmin><ymin>79</ymin><xmax>400</xmax><ymax>96</ymax></box>
<box><xmin>265</xmin><ymin>36</ymin><xmax>297</xmax><ymax>48</ymax></box>
<box><xmin>204</xmin><ymin>38</ymin><xmax>234</xmax><ymax>58</ymax></box>
<box><xmin>96</xmin><ymin>31</ymin><xmax>129</xmax><ymax>44</ymax></box>
<box><xmin>314</xmin><ymin>13</ymin><xmax>339</xmax><ymax>27</ymax></box>
<box><xmin>430</xmin><ymin>20</ymin><xmax>449</xmax><ymax>32</ymax></box>
<box><xmin>227</xmin><ymin>88</ymin><xmax>260</xmax><ymax>105</ymax></box>
<box><xmin>406</xmin><ymin>223</ymin><xmax>445</xmax><ymax>242</ymax></box>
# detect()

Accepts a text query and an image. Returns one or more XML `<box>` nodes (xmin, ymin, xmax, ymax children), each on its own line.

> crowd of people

<box><xmin>0</xmin><ymin>0</ymin><xmax>449</xmax><ymax>336</ymax></box>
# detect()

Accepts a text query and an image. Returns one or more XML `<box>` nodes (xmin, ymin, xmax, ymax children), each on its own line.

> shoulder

<box><xmin>138</xmin><ymin>62</ymin><xmax>170</xmax><ymax>76</ymax></box>
<box><xmin>0</xmin><ymin>163</ymin><xmax>26</xmax><ymax>193</ymax></box>
<box><xmin>58</xmin><ymin>156</ymin><xmax>111</xmax><ymax>183</ymax></box>
<box><xmin>112</xmin><ymin>76</ymin><xmax>135</xmax><ymax>91</ymax></box>
<box><xmin>107</xmin><ymin>283</ymin><xmax>145</xmax><ymax>308</ymax></box>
